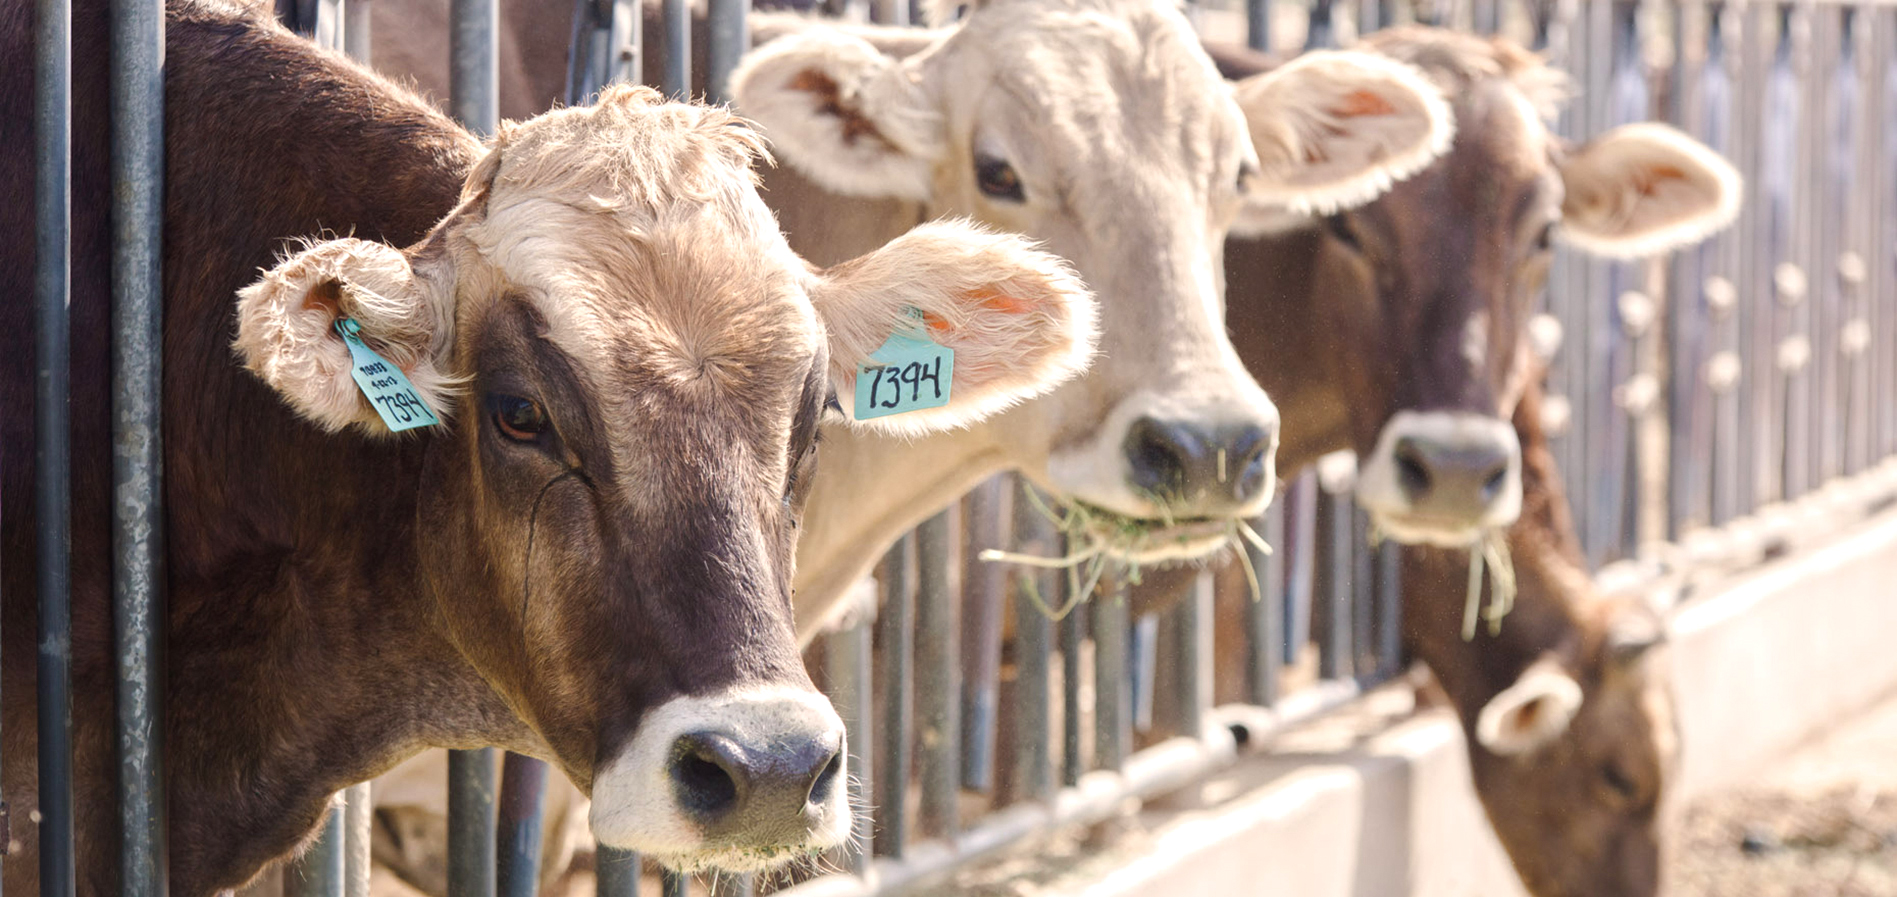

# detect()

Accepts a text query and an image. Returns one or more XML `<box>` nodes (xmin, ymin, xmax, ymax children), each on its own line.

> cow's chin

<box><xmin>644</xmin><ymin>843</ymin><xmax>833</xmax><ymax>876</ymax></box>
<box><xmin>1363</xmin><ymin>508</ymin><xmax>1491</xmax><ymax>549</ymax></box>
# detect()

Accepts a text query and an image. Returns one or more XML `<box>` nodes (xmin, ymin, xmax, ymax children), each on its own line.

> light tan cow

<box><xmin>734</xmin><ymin>0</ymin><xmax>1463</xmax><ymax>636</ymax></box>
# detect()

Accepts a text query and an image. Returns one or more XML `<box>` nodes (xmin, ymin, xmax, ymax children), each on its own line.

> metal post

<box><xmin>1319</xmin><ymin>491</ymin><xmax>1353</xmax><ymax>681</ymax></box>
<box><xmin>1171</xmin><ymin>575</ymin><xmax>1210</xmax><ymax>740</ymax></box>
<box><xmin>1284</xmin><ymin>473</ymin><xmax>1317</xmax><ymax>668</ymax></box>
<box><xmin>1060</xmin><ymin>577</ymin><xmax>1085</xmax><ymax>786</ymax></box>
<box><xmin>33</xmin><ymin>0</ymin><xmax>74</xmax><ymax>888</ymax></box>
<box><xmin>1092</xmin><ymin>581</ymin><xmax>1131</xmax><ymax>771</ymax></box>
<box><xmin>960</xmin><ymin>480</ymin><xmax>1008</xmax><ymax>792</ymax></box>
<box><xmin>874</xmin><ymin>538</ymin><xmax>912</xmax><ymax>857</ymax></box>
<box><xmin>1247</xmin><ymin>0</ymin><xmax>1269</xmax><ymax>51</ymax></box>
<box><xmin>1006</xmin><ymin>478</ymin><xmax>1054</xmax><ymax>805</ymax></box>
<box><xmin>1244</xmin><ymin>507</ymin><xmax>1285</xmax><ymax>707</ymax></box>
<box><xmin>497</xmin><ymin>752</ymin><xmax>551</xmax><ymax>897</ymax></box>
<box><xmin>285</xmin><ymin>805</ymin><xmax>347</xmax><ymax>897</ymax></box>
<box><xmin>111</xmin><ymin>0</ymin><xmax>167</xmax><ymax>890</ymax></box>
<box><xmin>345</xmin><ymin>783</ymin><xmax>372</xmax><ymax>897</ymax></box>
<box><xmin>596</xmin><ymin>848</ymin><xmax>641</xmax><ymax>897</ymax></box>
<box><xmin>825</xmin><ymin>619</ymin><xmax>875</xmax><ymax>873</ymax></box>
<box><xmin>915</xmin><ymin>510</ymin><xmax>961</xmax><ymax>839</ymax></box>
<box><xmin>344</xmin><ymin>0</ymin><xmax>373</xmax><ymax>61</ymax></box>
<box><xmin>450</xmin><ymin>0</ymin><xmax>497</xmax><ymax>135</ymax></box>
<box><xmin>448</xmin><ymin>748</ymin><xmax>498</xmax><ymax>897</ymax></box>
<box><xmin>706</xmin><ymin>0</ymin><xmax>748</xmax><ymax>102</ymax></box>
<box><xmin>663</xmin><ymin>0</ymin><xmax>691</xmax><ymax>99</ymax></box>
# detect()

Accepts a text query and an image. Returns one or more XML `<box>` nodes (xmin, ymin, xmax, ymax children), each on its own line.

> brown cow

<box><xmin>0</xmin><ymin>3</ymin><xmax>1096</xmax><ymax>892</ymax></box>
<box><xmin>1180</xmin><ymin>28</ymin><xmax>1735</xmax><ymax>897</ymax></box>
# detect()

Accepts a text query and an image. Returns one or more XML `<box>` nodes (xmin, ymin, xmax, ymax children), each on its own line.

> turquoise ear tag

<box><xmin>335</xmin><ymin>318</ymin><xmax>441</xmax><ymax>432</ymax></box>
<box><xmin>852</xmin><ymin>307</ymin><xmax>955</xmax><ymax>421</ymax></box>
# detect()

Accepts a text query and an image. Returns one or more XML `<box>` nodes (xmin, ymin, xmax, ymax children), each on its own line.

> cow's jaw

<box><xmin>589</xmin><ymin>686</ymin><xmax>851</xmax><ymax>873</ymax></box>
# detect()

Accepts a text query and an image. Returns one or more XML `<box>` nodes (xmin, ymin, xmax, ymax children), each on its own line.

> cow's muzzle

<box><xmin>1356</xmin><ymin>410</ymin><xmax>1522</xmax><ymax>547</ymax></box>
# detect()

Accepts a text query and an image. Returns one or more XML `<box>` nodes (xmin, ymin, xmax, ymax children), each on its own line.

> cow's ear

<box><xmin>1232</xmin><ymin>50</ymin><xmax>1454</xmax><ymax>227</ymax></box>
<box><xmin>1475</xmin><ymin>655</ymin><xmax>1584</xmax><ymax>756</ymax></box>
<box><xmin>811</xmin><ymin>221</ymin><xmax>1097</xmax><ymax>435</ymax></box>
<box><xmin>732</xmin><ymin>28</ymin><xmax>944</xmax><ymax>202</ymax></box>
<box><xmin>234</xmin><ymin>237</ymin><xmax>459</xmax><ymax>434</ymax></box>
<box><xmin>1558</xmin><ymin>122</ymin><xmax>1741</xmax><ymax>259</ymax></box>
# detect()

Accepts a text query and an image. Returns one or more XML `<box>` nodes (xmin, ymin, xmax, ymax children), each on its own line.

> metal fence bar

<box><xmin>960</xmin><ymin>480</ymin><xmax>1008</xmax><ymax>792</ymax></box>
<box><xmin>345</xmin><ymin>783</ymin><xmax>372</xmax><ymax>897</ymax></box>
<box><xmin>827</xmin><ymin>619</ymin><xmax>875</xmax><ymax>873</ymax></box>
<box><xmin>706</xmin><ymin>0</ymin><xmax>747</xmax><ymax>102</ymax></box>
<box><xmin>110</xmin><ymin>0</ymin><xmax>168</xmax><ymax>890</ymax></box>
<box><xmin>915</xmin><ymin>510</ymin><xmax>962</xmax><ymax>839</ymax></box>
<box><xmin>449</xmin><ymin>748</ymin><xmax>499</xmax><ymax>897</ymax></box>
<box><xmin>285</xmin><ymin>805</ymin><xmax>347</xmax><ymax>897</ymax></box>
<box><xmin>1244</xmin><ymin>507</ymin><xmax>1285</xmax><ymax>707</ymax></box>
<box><xmin>33</xmin><ymin>0</ymin><xmax>76</xmax><ymax>887</ymax></box>
<box><xmin>1006</xmin><ymin>478</ymin><xmax>1055</xmax><ymax>804</ymax></box>
<box><xmin>497</xmin><ymin>752</ymin><xmax>550</xmax><ymax>897</ymax></box>
<box><xmin>1247</xmin><ymin>0</ymin><xmax>1269</xmax><ymax>50</ymax></box>
<box><xmin>1318</xmin><ymin>491</ymin><xmax>1353</xmax><ymax>681</ymax></box>
<box><xmin>663</xmin><ymin>0</ymin><xmax>691</xmax><ymax>98</ymax></box>
<box><xmin>596</xmin><ymin>849</ymin><xmax>641</xmax><ymax>897</ymax></box>
<box><xmin>1059</xmin><ymin>568</ymin><xmax>1085</xmax><ymax>787</ymax></box>
<box><xmin>1092</xmin><ymin>583</ymin><xmax>1131</xmax><ymax>770</ymax></box>
<box><xmin>874</xmin><ymin>538</ymin><xmax>913</xmax><ymax>856</ymax></box>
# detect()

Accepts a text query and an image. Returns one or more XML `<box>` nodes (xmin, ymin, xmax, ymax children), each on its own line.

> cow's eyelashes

<box><xmin>488</xmin><ymin>393</ymin><xmax>551</xmax><ymax>443</ymax></box>
<box><xmin>1600</xmin><ymin>762</ymin><xmax>1639</xmax><ymax>802</ymax></box>
<box><xmin>1323</xmin><ymin>214</ymin><xmax>1362</xmax><ymax>252</ymax></box>
<box><xmin>975</xmin><ymin>155</ymin><xmax>1025</xmax><ymax>202</ymax></box>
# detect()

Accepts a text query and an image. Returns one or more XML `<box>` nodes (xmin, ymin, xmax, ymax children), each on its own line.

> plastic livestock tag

<box><xmin>852</xmin><ymin>307</ymin><xmax>955</xmax><ymax>421</ymax></box>
<box><xmin>335</xmin><ymin>318</ymin><xmax>441</xmax><ymax>433</ymax></box>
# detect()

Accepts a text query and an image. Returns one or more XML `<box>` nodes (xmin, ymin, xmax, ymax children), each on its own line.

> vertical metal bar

<box><xmin>284</xmin><ymin>805</ymin><xmax>347</xmax><ymax>897</ymax></box>
<box><xmin>915</xmin><ymin>510</ymin><xmax>961</xmax><ymax>839</ymax></box>
<box><xmin>1008</xmin><ymin>478</ymin><xmax>1055</xmax><ymax>804</ymax></box>
<box><xmin>344</xmin><ymin>0</ymin><xmax>372</xmax><ymax>61</ymax></box>
<box><xmin>33</xmin><ymin>0</ymin><xmax>75</xmax><ymax>888</ymax></box>
<box><xmin>610</xmin><ymin>0</ymin><xmax>643</xmax><ymax>87</ymax></box>
<box><xmin>1350</xmin><ymin>507</ymin><xmax>1375</xmax><ymax>673</ymax></box>
<box><xmin>661</xmin><ymin>872</ymin><xmax>689</xmax><ymax>897</ymax></box>
<box><xmin>872</xmin><ymin>0</ymin><xmax>909</xmax><ymax>26</ymax></box>
<box><xmin>825</xmin><ymin>619</ymin><xmax>875</xmax><ymax>873</ymax></box>
<box><xmin>874</xmin><ymin>538</ymin><xmax>912</xmax><ymax>857</ymax></box>
<box><xmin>1318</xmin><ymin>490</ymin><xmax>1353</xmax><ymax>681</ymax></box>
<box><xmin>596</xmin><ymin>849</ymin><xmax>641</xmax><ymax>897</ymax></box>
<box><xmin>111</xmin><ymin>0</ymin><xmax>167</xmax><ymax>889</ymax></box>
<box><xmin>497</xmin><ymin>752</ymin><xmax>551</xmax><ymax>897</ymax></box>
<box><xmin>706</xmin><ymin>0</ymin><xmax>747</xmax><ymax>103</ymax></box>
<box><xmin>1283</xmin><ymin>473</ymin><xmax>1317</xmax><ymax>668</ymax></box>
<box><xmin>1131</xmin><ymin>613</ymin><xmax>1158</xmax><ymax>733</ymax></box>
<box><xmin>1247</xmin><ymin>0</ymin><xmax>1270</xmax><ymax>51</ymax></box>
<box><xmin>1060</xmin><ymin>579</ymin><xmax>1085</xmax><ymax>786</ymax></box>
<box><xmin>448</xmin><ymin>748</ymin><xmax>499</xmax><ymax>897</ymax></box>
<box><xmin>450</xmin><ymin>0</ymin><xmax>497</xmax><ymax>135</ymax></box>
<box><xmin>1092</xmin><ymin>582</ymin><xmax>1131</xmax><ymax>771</ymax></box>
<box><xmin>960</xmin><ymin>480</ymin><xmax>1007</xmax><ymax>793</ymax></box>
<box><xmin>1243</xmin><ymin>507</ymin><xmax>1285</xmax><ymax>707</ymax></box>
<box><xmin>663</xmin><ymin>0</ymin><xmax>691</xmax><ymax>99</ymax></box>
<box><xmin>1374</xmin><ymin>541</ymin><xmax>1401</xmax><ymax>680</ymax></box>
<box><xmin>1306</xmin><ymin>0</ymin><xmax>1336</xmax><ymax>49</ymax></box>
<box><xmin>1171</xmin><ymin>575</ymin><xmax>1210</xmax><ymax>740</ymax></box>
<box><xmin>345</xmin><ymin>782</ymin><xmax>373</xmax><ymax>897</ymax></box>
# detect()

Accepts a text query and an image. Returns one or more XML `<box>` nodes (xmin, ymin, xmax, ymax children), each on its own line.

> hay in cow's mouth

<box><xmin>979</xmin><ymin>486</ymin><xmax>1274</xmax><ymax>621</ymax></box>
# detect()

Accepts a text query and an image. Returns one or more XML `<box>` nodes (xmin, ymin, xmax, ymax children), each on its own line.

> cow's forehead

<box><xmin>939</xmin><ymin>0</ymin><xmax>1239</xmax><ymax>165</ymax></box>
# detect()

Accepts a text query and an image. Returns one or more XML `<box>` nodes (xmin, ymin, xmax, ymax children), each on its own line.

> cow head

<box><xmin>1237</xmin><ymin>28</ymin><xmax>1739</xmax><ymax>547</ymax></box>
<box><xmin>733</xmin><ymin>0</ymin><xmax>1454</xmax><ymax>571</ymax></box>
<box><xmin>233</xmin><ymin>87</ymin><xmax>1094</xmax><ymax>871</ymax></box>
<box><xmin>1468</xmin><ymin>603</ymin><xmax>1676</xmax><ymax>897</ymax></box>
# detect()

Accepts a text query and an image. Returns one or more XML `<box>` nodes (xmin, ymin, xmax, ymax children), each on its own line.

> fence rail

<box><xmin>24</xmin><ymin>0</ymin><xmax>1897</xmax><ymax>893</ymax></box>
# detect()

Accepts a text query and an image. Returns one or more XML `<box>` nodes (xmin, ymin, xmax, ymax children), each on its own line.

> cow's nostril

<box><xmin>1481</xmin><ymin>464</ymin><xmax>1509</xmax><ymax>502</ymax></box>
<box><xmin>1125</xmin><ymin>416</ymin><xmax>1190</xmax><ymax>498</ymax></box>
<box><xmin>671</xmin><ymin>734</ymin><xmax>742</xmax><ymax>817</ymax></box>
<box><xmin>1393</xmin><ymin>439</ymin><xmax>1432</xmax><ymax>499</ymax></box>
<box><xmin>807</xmin><ymin>747</ymin><xmax>843</xmax><ymax>806</ymax></box>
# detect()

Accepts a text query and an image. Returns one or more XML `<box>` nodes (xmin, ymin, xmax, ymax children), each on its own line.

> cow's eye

<box><xmin>975</xmin><ymin>155</ymin><xmax>1025</xmax><ymax>202</ymax></box>
<box><xmin>1324</xmin><ymin>213</ymin><xmax>1362</xmax><ymax>252</ymax></box>
<box><xmin>1236</xmin><ymin>161</ymin><xmax>1259</xmax><ymax>195</ymax></box>
<box><xmin>488</xmin><ymin>394</ymin><xmax>549</xmax><ymax>442</ymax></box>
<box><xmin>1600</xmin><ymin>762</ymin><xmax>1639</xmax><ymax>802</ymax></box>
<box><xmin>1533</xmin><ymin>221</ymin><xmax>1556</xmax><ymax>253</ymax></box>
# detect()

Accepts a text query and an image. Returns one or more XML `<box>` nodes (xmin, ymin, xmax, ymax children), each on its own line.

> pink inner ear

<box><xmin>1330</xmin><ymin>88</ymin><xmax>1399</xmax><ymax>118</ymax></box>
<box><xmin>968</xmin><ymin>288</ymin><xmax>1036</xmax><ymax>315</ymax></box>
<box><xmin>1632</xmin><ymin>164</ymin><xmax>1687</xmax><ymax>197</ymax></box>
<box><xmin>302</xmin><ymin>279</ymin><xmax>344</xmax><ymax>316</ymax></box>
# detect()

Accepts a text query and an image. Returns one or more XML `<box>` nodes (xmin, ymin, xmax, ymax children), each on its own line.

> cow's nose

<box><xmin>1387</xmin><ymin>426</ymin><xmax>1516</xmax><ymax>518</ymax></box>
<box><xmin>670</xmin><ymin>728</ymin><xmax>844</xmax><ymax>834</ymax></box>
<box><xmin>1123</xmin><ymin>411</ymin><xmax>1279</xmax><ymax>512</ymax></box>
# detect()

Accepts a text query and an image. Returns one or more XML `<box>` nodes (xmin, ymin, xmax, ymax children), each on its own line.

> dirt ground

<box><xmin>1670</xmin><ymin>691</ymin><xmax>1897</xmax><ymax>897</ymax></box>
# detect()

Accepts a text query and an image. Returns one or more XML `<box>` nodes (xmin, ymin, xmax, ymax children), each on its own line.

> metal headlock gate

<box><xmin>23</xmin><ymin>0</ymin><xmax>1897</xmax><ymax>893</ymax></box>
